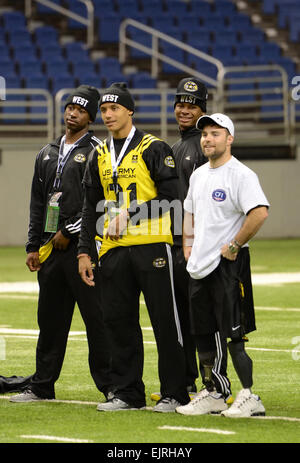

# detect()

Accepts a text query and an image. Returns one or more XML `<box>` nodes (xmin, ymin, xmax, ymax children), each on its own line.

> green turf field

<box><xmin>0</xmin><ymin>240</ymin><xmax>299</xmax><ymax>446</ymax></box>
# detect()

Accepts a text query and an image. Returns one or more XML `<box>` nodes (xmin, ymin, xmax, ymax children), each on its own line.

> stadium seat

<box><xmin>189</xmin><ymin>1</ymin><xmax>212</xmax><ymax>17</ymax></box>
<box><xmin>51</xmin><ymin>75</ymin><xmax>76</xmax><ymax>94</ymax></box>
<box><xmin>289</xmin><ymin>16</ymin><xmax>300</xmax><ymax>42</ymax></box>
<box><xmin>186</xmin><ymin>30</ymin><xmax>213</xmax><ymax>48</ymax></box>
<box><xmin>130</xmin><ymin>72</ymin><xmax>156</xmax><ymax>88</ymax></box>
<box><xmin>135</xmin><ymin>94</ymin><xmax>160</xmax><ymax>123</ymax></box>
<box><xmin>2</xmin><ymin>11</ymin><xmax>26</xmax><ymax>30</ymax></box>
<box><xmin>65</xmin><ymin>0</ymin><xmax>87</xmax><ymax>29</ymax></box>
<box><xmin>262</xmin><ymin>0</ymin><xmax>277</xmax><ymax>15</ymax></box>
<box><xmin>239</xmin><ymin>28</ymin><xmax>266</xmax><ymax>45</ymax></box>
<box><xmin>160</xmin><ymin>44</ymin><xmax>185</xmax><ymax>74</ymax></box>
<box><xmin>97</xmin><ymin>57</ymin><xmax>122</xmax><ymax>75</ymax></box>
<box><xmin>98</xmin><ymin>15</ymin><xmax>122</xmax><ymax>43</ymax></box>
<box><xmin>151</xmin><ymin>17</ymin><xmax>179</xmax><ymax>36</ymax></box>
<box><xmin>34</xmin><ymin>26</ymin><xmax>59</xmax><ymax>46</ymax></box>
<box><xmin>24</xmin><ymin>75</ymin><xmax>49</xmax><ymax>90</ymax></box>
<box><xmin>213</xmin><ymin>30</ymin><xmax>238</xmax><ymax>46</ymax></box>
<box><xmin>177</xmin><ymin>16</ymin><xmax>201</xmax><ymax>33</ymax></box>
<box><xmin>128</xmin><ymin>30</ymin><xmax>152</xmax><ymax>58</ymax></box>
<box><xmin>228</xmin><ymin>13</ymin><xmax>252</xmax><ymax>31</ymax></box>
<box><xmin>19</xmin><ymin>60</ymin><xmax>43</xmax><ymax>79</ymax></box>
<box><xmin>211</xmin><ymin>45</ymin><xmax>235</xmax><ymax>64</ymax></box>
<box><xmin>258</xmin><ymin>42</ymin><xmax>282</xmax><ymax>60</ymax></box>
<box><xmin>227</xmin><ymin>82</ymin><xmax>256</xmax><ymax>102</ymax></box>
<box><xmin>45</xmin><ymin>59</ymin><xmax>70</xmax><ymax>77</ymax></box>
<box><xmin>76</xmin><ymin>75</ymin><xmax>101</xmax><ymax>88</ymax></box>
<box><xmin>7</xmin><ymin>28</ymin><xmax>33</xmax><ymax>47</ymax></box>
<box><xmin>13</xmin><ymin>45</ymin><xmax>38</xmax><ymax>63</ymax></box>
<box><xmin>36</xmin><ymin>0</ymin><xmax>62</xmax><ymax>14</ymax></box>
<box><xmin>1</xmin><ymin>94</ymin><xmax>27</xmax><ymax>124</ymax></box>
<box><xmin>116</xmin><ymin>0</ymin><xmax>140</xmax><ymax>17</ymax></box>
<box><xmin>202</xmin><ymin>15</ymin><xmax>227</xmax><ymax>32</ymax></box>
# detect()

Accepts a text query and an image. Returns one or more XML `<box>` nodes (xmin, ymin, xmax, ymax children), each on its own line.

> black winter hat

<box><xmin>174</xmin><ymin>77</ymin><xmax>208</xmax><ymax>112</ymax></box>
<box><xmin>65</xmin><ymin>85</ymin><xmax>100</xmax><ymax>121</ymax></box>
<box><xmin>99</xmin><ymin>82</ymin><xmax>135</xmax><ymax>113</ymax></box>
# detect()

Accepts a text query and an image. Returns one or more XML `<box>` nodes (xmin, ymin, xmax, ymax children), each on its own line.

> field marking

<box><xmin>1</xmin><ymin>272</ymin><xmax>300</xmax><ymax>295</ymax></box>
<box><xmin>20</xmin><ymin>434</ymin><xmax>93</xmax><ymax>443</ymax></box>
<box><xmin>158</xmin><ymin>425</ymin><xmax>235</xmax><ymax>435</ymax></box>
<box><xmin>1</xmin><ymin>396</ymin><xmax>299</xmax><ymax>423</ymax></box>
<box><xmin>255</xmin><ymin>306</ymin><xmax>300</xmax><ymax>312</ymax></box>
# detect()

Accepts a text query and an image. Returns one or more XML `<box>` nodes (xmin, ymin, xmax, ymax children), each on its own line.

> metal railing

<box><xmin>119</xmin><ymin>18</ymin><xmax>224</xmax><ymax>89</ymax></box>
<box><xmin>0</xmin><ymin>89</ymin><xmax>54</xmax><ymax>141</ymax></box>
<box><xmin>24</xmin><ymin>0</ymin><xmax>95</xmax><ymax>48</ymax></box>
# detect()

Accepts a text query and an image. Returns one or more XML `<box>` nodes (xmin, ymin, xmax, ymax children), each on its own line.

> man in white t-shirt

<box><xmin>176</xmin><ymin>113</ymin><xmax>269</xmax><ymax>418</ymax></box>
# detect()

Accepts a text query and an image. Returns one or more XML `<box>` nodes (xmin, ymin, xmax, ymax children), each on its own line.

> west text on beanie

<box><xmin>99</xmin><ymin>82</ymin><xmax>135</xmax><ymax>113</ymax></box>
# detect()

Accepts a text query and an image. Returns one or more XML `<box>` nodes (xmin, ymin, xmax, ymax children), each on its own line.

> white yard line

<box><xmin>0</xmin><ymin>272</ymin><xmax>300</xmax><ymax>296</ymax></box>
<box><xmin>20</xmin><ymin>434</ymin><xmax>93</xmax><ymax>443</ymax></box>
<box><xmin>158</xmin><ymin>425</ymin><xmax>235</xmax><ymax>435</ymax></box>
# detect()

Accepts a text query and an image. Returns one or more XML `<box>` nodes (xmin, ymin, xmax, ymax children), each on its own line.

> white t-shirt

<box><xmin>183</xmin><ymin>156</ymin><xmax>270</xmax><ymax>280</ymax></box>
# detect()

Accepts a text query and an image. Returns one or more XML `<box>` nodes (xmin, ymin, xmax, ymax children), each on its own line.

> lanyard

<box><xmin>109</xmin><ymin>125</ymin><xmax>136</xmax><ymax>178</ymax></box>
<box><xmin>53</xmin><ymin>132</ymin><xmax>88</xmax><ymax>190</ymax></box>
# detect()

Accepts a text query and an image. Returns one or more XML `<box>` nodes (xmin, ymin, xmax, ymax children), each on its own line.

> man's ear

<box><xmin>128</xmin><ymin>110</ymin><xmax>134</xmax><ymax>116</ymax></box>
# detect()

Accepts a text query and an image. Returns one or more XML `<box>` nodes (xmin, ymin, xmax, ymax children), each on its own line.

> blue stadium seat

<box><xmin>189</xmin><ymin>1</ymin><xmax>212</xmax><ymax>17</ymax></box>
<box><xmin>228</xmin><ymin>13</ymin><xmax>252</xmax><ymax>31</ymax></box>
<box><xmin>289</xmin><ymin>16</ymin><xmax>300</xmax><ymax>42</ymax></box>
<box><xmin>72</xmin><ymin>62</ymin><xmax>96</xmax><ymax>79</ymax></box>
<box><xmin>262</xmin><ymin>0</ymin><xmax>277</xmax><ymax>15</ymax></box>
<box><xmin>19</xmin><ymin>60</ymin><xmax>43</xmax><ymax>79</ymax></box>
<box><xmin>211</xmin><ymin>45</ymin><xmax>235</xmax><ymax>64</ymax></box>
<box><xmin>98</xmin><ymin>15</ymin><xmax>122</xmax><ymax>43</ymax></box>
<box><xmin>258</xmin><ymin>42</ymin><xmax>282</xmax><ymax>60</ymax></box>
<box><xmin>239</xmin><ymin>28</ymin><xmax>266</xmax><ymax>44</ymax></box>
<box><xmin>51</xmin><ymin>75</ymin><xmax>76</xmax><ymax>94</ymax></box>
<box><xmin>186</xmin><ymin>30</ymin><xmax>213</xmax><ymax>48</ymax></box>
<box><xmin>24</xmin><ymin>75</ymin><xmax>49</xmax><ymax>89</ymax></box>
<box><xmin>128</xmin><ymin>30</ymin><xmax>152</xmax><ymax>58</ymax></box>
<box><xmin>2</xmin><ymin>94</ymin><xmax>27</xmax><ymax>124</ymax></box>
<box><xmin>45</xmin><ymin>60</ymin><xmax>70</xmax><ymax>78</ymax></box>
<box><xmin>166</xmin><ymin>0</ymin><xmax>190</xmax><ymax>19</ymax></box>
<box><xmin>7</xmin><ymin>28</ymin><xmax>32</xmax><ymax>47</ymax></box>
<box><xmin>227</xmin><ymin>82</ymin><xmax>256</xmax><ymax>102</ymax></box>
<box><xmin>76</xmin><ymin>75</ymin><xmax>101</xmax><ymax>89</ymax></box>
<box><xmin>213</xmin><ymin>0</ymin><xmax>237</xmax><ymax>18</ymax></box>
<box><xmin>213</xmin><ymin>30</ymin><xmax>238</xmax><ymax>46</ymax></box>
<box><xmin>0</xmin><ymin>60</ymin><xmax>17</xmax><ymax>77</ymax></box>
<box><xmin>40</xmin><ymin>47</ymin><xmax>64</xmax><ymax>63</ymax></box>
<box><xmin>130</xmin><ymin>72</ymin><xmax>156</xmax><ymax>88</ymax></box>
<box><xmin>93</xmin><ymin>0</ymin><xmax>116</xmax><ymax>18</ymax></box>
<box><xmin>277</xmin><ymin>2</ymin><xmax>299</xmax><ymax>29</ymax></box>
<box><xmin>2</xmin><ymin>75</ymin><xmax>21</xmax><ymax>88</ymax></box>
<box><xmin>202</xmin><ymin>15</ymin><xmax>227</xmax><ymax>31</ymax></box>
<box><xmin>97</xmin><ymin>57</ymin><xmax>122</xmax><ymax>75</ymax></box>
<box><xmin>2</xmin><ymin>11</ymin><xmax>26</xmax><ymax>30</ymax></box>
<box><xmin>65</xmin><ymin>0</ymin><xmax>87</xmax><ymax>29</ymax></box>
<box><xmin>160</xmin><ymin>44</ymin><xmax>185</xmax><ymax>74</ymax></box>
<box><xmin>34</xmin><ymin>26</ymin><xmax>59</xmax><ymax>46</ymax></box>
<box><xmin>234</xmin><ymin>44</ymin><xmax>258</xmax><ymax>65</ymax></box>
<box><xmin>116</xmin><ymin>0</ymin><xmax>140</xmax><ymax>17</ymax></box>
<box><xmin>36</xmin><ymin>0</ymin><xmax>62</xmax><ymax>14</ymax></box>
<box><xmin>141</xmin><ymin>0</ymin><xmax>165</xmax><ymax>16</ymax></box>
<box><xmin>177</xmin><ymin>16</ymin><xmax>201</xmax><ymax>33</ymax></box>
<box><xmin>105</xmin><ymin>74</ymin><xmax>130</xmax><ymax>88</ymax></box>
<box><xmin>13</xmin><ymin>45</ymin><xmax>38</xmax><ymax>63</ymax></box>
<box><xmin>151</xmin><ymin>16</ymin><xmax>179</xmax><ymax>36</ymax></box>
<box><xmin>136</xmin><ymin>94</ymin><xmax>160</xmax><ymax>123</ymax></box>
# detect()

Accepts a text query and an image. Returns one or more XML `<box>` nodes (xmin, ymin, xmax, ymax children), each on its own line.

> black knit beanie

<box><xmin>65</xmin><ymin>85</ymin><xmax>100</xmax><ymax>121</ymax></box>
<box><xmin>99</xmin><ymin>82</ymin><xmax>135</xmax><ymax>113</ymax></box>
<box><xmin>174</xmin><ymin>77</ymin><xmax>208</xmax><ymax>112</ymax></box>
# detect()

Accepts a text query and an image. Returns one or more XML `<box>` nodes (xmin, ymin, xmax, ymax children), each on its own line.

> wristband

<box><xmin>77</xmin><ymin>253</ymin><xmax>90</xmax><ymax>259</ymax></box>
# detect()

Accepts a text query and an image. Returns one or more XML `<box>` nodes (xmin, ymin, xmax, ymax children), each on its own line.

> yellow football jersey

<box><xmin>95</xmin><ymin>133</ymin><xmax>174</xmax><ymax>257</ymax></box>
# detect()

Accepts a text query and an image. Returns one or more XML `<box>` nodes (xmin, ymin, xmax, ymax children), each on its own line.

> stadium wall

<box><xmin>0</xmin><ymin>143</ymin><xmax>299</xmax><ymax>246</ymax></box>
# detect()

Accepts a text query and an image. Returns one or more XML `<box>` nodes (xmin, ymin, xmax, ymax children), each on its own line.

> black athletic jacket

<box><xmin>26</xmin><ymin>131</ymin><xmax>101</xmax><ymax>253</ymax></box>
<box><xmin>171</xmin><ymin>126</ymin><xmax>207</xmax><ymax>246</ymax></box>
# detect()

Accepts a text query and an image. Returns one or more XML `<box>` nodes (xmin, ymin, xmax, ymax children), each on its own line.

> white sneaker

<box><xmin>153</xmin><ymin>397</ymin><xmax>182</xmax><ymax>413</ymax></box>
<box><xmin>9</xmin><ymin>389</ymin><xmax>48</xmax><ymax>403</ymax></box>
<box><xmin>175</xmin><ymin>388</ymin><xmax>228</xmax><ymax>416</ymax></box>
<box><xmin>221</xmin><ymin>388</ymin><xmax>266</xmax><ymax>418</ymax></box>
<box><xmin>96</xmin><ymin>397</ymin><xmax>145</xmax><ymax>412</ymax></box>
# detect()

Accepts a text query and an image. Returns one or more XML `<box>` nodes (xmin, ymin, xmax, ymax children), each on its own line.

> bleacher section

<box><xmin>0</xmin><ymin>0</ymin><xmax>299</xmax><ymax>152</ymax></box>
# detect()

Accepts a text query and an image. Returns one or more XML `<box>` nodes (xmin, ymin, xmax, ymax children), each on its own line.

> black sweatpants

<box><xmin>173</xmin><ymin>246</ymin><xmax>231</xmax><ymax>397</ymax></box>
<box><xmin>30</xmin><ymin>240</ymin><xmax>111</xmax><ymax>399</ymax></box>
<box><xmin>100</xmin><ymin>243</ymin><xmax>190</xmax><ymax>408</ymax></box>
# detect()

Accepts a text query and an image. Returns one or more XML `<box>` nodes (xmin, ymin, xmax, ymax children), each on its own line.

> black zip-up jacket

<box><xmin>171</xmin><ymin>126</ymin><xmax>207</xmax><ymax>246</ymax></box>
<box><xmin>26</xmin><ymin>131</ymin><xmax>101</xmax><ymax>253</ymax></box>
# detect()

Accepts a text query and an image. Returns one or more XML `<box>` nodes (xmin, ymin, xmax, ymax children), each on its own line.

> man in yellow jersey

<box><xmin>78</xmin><ymin>82</ymin><xmax>190</xmax><ymax>412</ymax></box>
